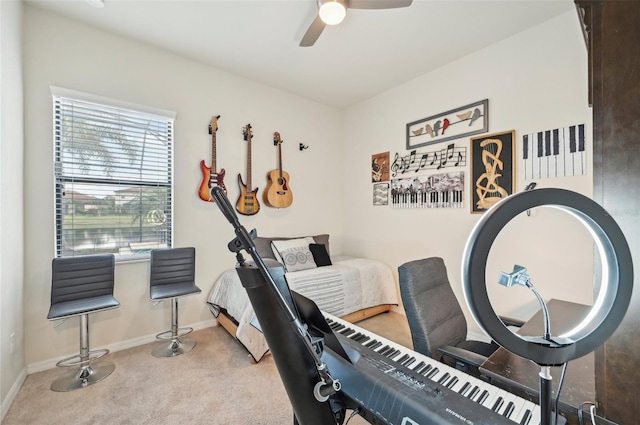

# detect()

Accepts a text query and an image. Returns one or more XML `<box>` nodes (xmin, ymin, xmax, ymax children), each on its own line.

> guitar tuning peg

<box><xmin>299</xmin><ymin>143</ymin><xmax>309</xmax><ymax>151</ymax></box>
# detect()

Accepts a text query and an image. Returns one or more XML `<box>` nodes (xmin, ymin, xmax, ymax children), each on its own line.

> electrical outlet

<box><xmin>10</xmin><ymin>332</ymin><xmax>16</xmax><ymax>355</ymax></box>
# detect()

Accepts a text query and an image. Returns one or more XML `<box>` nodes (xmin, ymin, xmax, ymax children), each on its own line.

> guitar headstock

<box><xmin>243</xmin><ymin>124</ymin><xmax>253</xmax><ymax>142</ymax></box>
<box><xmin>209</xmin><ymin>115</ymin><xmax>220</xmax><ymax>135</ymax></box>
<box><xmin>273</xmin><ymin>132</ymin><xmax>282</xmax><ymax>146</ymax></box>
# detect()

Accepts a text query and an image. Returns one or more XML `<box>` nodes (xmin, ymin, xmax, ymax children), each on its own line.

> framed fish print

<box><xmin>406</xmin><ymin>99</ymin><xmax>489</xmax><ymax>149</ymax></box>
<box><xmin>470</xmin><ymin>130</ymin><xmax>515</xmax><ymax>214</ymax></box>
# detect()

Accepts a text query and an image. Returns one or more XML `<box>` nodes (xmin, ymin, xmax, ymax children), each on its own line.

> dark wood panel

<box><xmin>578</xmin><ymin>1</ymin><xmax>640</xmax><ymax>423</ymax></box>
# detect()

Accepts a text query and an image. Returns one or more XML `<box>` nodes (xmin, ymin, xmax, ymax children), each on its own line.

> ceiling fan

<box><xmin>300</xmin><ymin>0</ymin><xmax>413</xmax><ymax>47</ymax></box>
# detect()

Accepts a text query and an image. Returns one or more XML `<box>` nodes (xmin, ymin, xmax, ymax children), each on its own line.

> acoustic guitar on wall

<box><xmin>264</xmin><ymin>132</ymin><xmax>293</xmax><ymax>208</ymax></box>
<box><xmin>236</xmin><ymin>124</ymin><xmax>260</xmax><ymax>215</ymax></box>
<box><xmin>198</xmin><ymin>115</ymin><xmax>226</xmax><ymax>202</ymax></box>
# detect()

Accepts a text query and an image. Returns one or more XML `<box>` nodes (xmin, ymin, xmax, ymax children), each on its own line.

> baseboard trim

<box><xmin>26</xmin><ymin>319</ymin><xmax>217</xmax><ymax>374</ymax></box>
<box><xmin>1</xmin><ymin>366</ymin><xmax>27</xmax><ymax>421</ymax></box>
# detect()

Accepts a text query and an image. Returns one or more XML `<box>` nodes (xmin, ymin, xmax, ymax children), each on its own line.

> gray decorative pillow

<box><xmin>271</xmin><ymin>237</ymin><xmax>317</xmax><ymax>272</ymax></box>
<box><xmin>254</xmin><ymin>234</ymin><xmax>330</xmax><ymax>260</ymax></box>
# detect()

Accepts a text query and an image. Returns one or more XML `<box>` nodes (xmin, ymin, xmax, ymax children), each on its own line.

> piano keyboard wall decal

<box><xmin>522</xmin><ymin>124</ymin><xmax>587</xmax><ymax>180</ymax></box>
<box><xmin>391</xmin><ymin>171</ymin><xmax>464</xmax><ymax>209</ymax></box>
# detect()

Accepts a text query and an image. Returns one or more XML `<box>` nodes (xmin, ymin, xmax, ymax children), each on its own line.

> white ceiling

<box><xmin>25</xmin><ymin>0</ymin><xmax>576</xmax><ymax>109</ymax></box>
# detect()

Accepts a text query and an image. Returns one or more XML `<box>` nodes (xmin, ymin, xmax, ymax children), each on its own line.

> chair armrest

<box><xmin>499</xmin><ymin>315</ymin><xmax>525</xmax><ymax>328</ymax></box>
<box><xmin>438</xmin><ymin>345</ymin><xmax>488</xmax><ymax>368</ymax></box>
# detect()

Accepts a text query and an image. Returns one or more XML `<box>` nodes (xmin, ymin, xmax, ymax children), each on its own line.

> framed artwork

<box><xmin>371</xmin><ymin>151</ymin><xmax>390</xmax><ymax>182</ymax></box>
<box><xmin>470</xmin><ymin>130</ymin><xmax>515</xmax><ymax>214</ymax></box>
<box><xmin>373</xmin><ymin>183</ymin><xmax>389</xmax><ymax>206</ymax></box>
<box><xmin>406</xmin><ymin>99</ymin><xmax>489</xmax><ymax>149</ymax></box>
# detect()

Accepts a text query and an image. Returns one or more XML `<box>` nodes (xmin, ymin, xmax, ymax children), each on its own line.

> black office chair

<box><xmin>149</xmin><ymin>247</ymin><xmax>201</xmax><ymax>357</ymax></box>
<box><xmin>398</xmin><ymin>257</ymin><xmax>522</xmax><ymax>376</ymax></box>
<box><xmin>47</xmin><ymin>254</ymin><xmax>120</xmax><ymax>392</ymax></box>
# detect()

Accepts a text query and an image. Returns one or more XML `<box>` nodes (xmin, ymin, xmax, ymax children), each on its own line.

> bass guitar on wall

<box><xmin>264</xmin><ymin>132</ymin><xmax>293</xmax><ymax>208</ymax></box>
<box><xmin>236</xmin><ymin>124</ymin><xmax>260</xmax><ymax>215</ymax></box>
<box><xmin>198</xmin><ymin>115</ymin><xmax>226</xmax><ymax>202</ymax></box>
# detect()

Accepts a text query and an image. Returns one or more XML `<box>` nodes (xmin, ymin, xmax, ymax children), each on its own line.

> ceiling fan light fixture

<box><xmin>318</xmin><ymin>0</ymin><xmax>347</xmax><ymax>25</ymax></box>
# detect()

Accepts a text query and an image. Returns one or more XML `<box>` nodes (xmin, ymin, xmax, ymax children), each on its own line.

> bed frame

<box><xmin>216</xmin><ymin>304</ymin><xmax>393</xmax><ymax>363</ymax></box>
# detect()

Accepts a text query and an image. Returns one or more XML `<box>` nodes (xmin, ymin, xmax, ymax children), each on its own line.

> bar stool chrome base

<box><xmin>50</xmin><ymin>360</ymin><xmax>115</xmax><ymax>392</ymax></box>
<box><xmin>50</xmin><ymin>313</ymin><xmax>117</xmax><ymax>392</ymax></box>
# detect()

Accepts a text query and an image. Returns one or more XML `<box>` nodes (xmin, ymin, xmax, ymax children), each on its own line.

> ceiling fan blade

<box><xmin>300</xmin><ymin>15</ymin><xmax>326</xmax><ymax>47</ymax></box>
<box><xmin>348</xmin><ymin>0</ymin><xmax>412</xmax><ymax>9</ymax></box>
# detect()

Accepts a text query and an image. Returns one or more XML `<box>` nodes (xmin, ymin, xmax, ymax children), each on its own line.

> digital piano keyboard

<box><xmin>322</xmin><ymin>313</ymin><xmax>565</xmax><ymax>425</ymax></box>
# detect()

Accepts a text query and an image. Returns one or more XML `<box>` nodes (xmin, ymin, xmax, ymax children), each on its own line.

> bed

<box><xmin>207</xmin><ymin>234</ymin><xmax>398</xmax><ymax>362</ymax></box>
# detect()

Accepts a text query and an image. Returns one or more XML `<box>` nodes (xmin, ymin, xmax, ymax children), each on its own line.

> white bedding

<box><xmin>208</xmin><ymin>255</ymin><xmax>397</xmax><ymax>361</ymax></box>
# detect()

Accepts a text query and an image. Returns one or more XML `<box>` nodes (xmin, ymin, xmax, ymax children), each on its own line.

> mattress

<box><xmin>208</xmin><ymin>255</ymin><xmax>397</xmax><ymax>361</ymax></box>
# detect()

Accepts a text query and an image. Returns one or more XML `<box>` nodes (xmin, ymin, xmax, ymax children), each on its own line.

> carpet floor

<box><xmin>4</xmin><ymin>311</ymin><xmax>412</xmax><ymax>425</ymax></box>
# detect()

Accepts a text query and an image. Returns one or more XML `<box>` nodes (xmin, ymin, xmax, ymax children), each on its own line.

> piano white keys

<box><xmin>522</xmin><ymin>124</ymin><xmax>586</xmax><ymax>180</ymax></box>
<box><xmin>325</xmin><ymin>313</ymin><xmax>551</xmax><ymax>425</ymax></box>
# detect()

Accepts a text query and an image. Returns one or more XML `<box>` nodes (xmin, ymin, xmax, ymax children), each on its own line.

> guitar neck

<box><xmin>246</xmin><ymin>138</ymin><xmax>252</xmax><ymax>190</ymax></box>
<box><xmin>211</xmin><ymin>131</ymin><xmax>217</xmax><ymax>171</ymax></box>
<box><xmin>277</xmin><ymin>142</ymin><xmax>283</xmax><ymax>179</ymax></box>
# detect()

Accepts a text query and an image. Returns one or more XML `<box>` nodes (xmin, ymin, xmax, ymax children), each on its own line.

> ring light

<box><xmin>461</xmin><ymin>188</ymin><xmax>633</xmax><ymax>366</ymax></box>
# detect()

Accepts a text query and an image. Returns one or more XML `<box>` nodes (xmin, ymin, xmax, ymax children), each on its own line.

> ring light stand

<box><xmin>461</xmin><ymin>188</ymin><xmax>633</xmax><ymax>425</ymax></box>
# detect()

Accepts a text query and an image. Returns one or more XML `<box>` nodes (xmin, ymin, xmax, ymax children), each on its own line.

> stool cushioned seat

<box><xmin>150</xmin><ymin>282</ymin><xmax>201</xmax><ymax>301</ymax></box>
<box><xmin>48</xmin><ymin>295</ymin><xmax>120</xmax><ymax>320</ymax></box>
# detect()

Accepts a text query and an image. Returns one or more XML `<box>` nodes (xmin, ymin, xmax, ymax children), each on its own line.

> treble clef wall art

<box><xmin>470</xmin><ymin>130</ymin><xmax>515</xmax><ymax>213</ymax></box>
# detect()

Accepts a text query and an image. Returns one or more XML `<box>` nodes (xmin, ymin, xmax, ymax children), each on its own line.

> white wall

<box><xmin>22</xmin><ymin>6</ymin><xmax>345</xmax><ymax>368</ymax></box>
<box><xmin>17</xmin><ymin>1</ymin><xmax>591</xmax><ymax>394</ymax></box>
<box><xmin>0</xmin><ymin>0</ymin><xmax>26</xmax><ymax>418</ymax></box>
<box><xmin>342</xmin><ymin>11</ymin><xmax>593</xmax><ymax>336</ymax></box>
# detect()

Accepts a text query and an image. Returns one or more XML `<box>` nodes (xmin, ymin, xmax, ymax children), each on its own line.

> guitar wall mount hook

<box><xmin>299</xmin><ymin>143</ymin><xmax>309</xmax><ymax>151</ymax></box>
<box><xmin>525</xmin><ymin>182</ymin><xmax>537</xmax><ymax>216</ymax></box>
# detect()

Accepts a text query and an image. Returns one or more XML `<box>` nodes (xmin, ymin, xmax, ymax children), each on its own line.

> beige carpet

<box><xmin>4</xmin><ymin>312</ymin><xmax>412</xmax><ymax>425</ymax></box>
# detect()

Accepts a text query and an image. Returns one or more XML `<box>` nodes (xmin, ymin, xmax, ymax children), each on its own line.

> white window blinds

<box><xmin>53</xmin><ymin>88</ymin><xmax>174</xmax><ymax>259</ymax></box>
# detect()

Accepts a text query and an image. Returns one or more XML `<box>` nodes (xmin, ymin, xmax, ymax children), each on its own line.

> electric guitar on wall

<box><xmin>264</xmin><ymin>132</ymin><xmax>293</xmax><ymax>208</ymax></box>
<box><xmin>198</xmin><ymin>115</ymin><xmax>226</xmax><ymax>202</ymax></box>
<box><xmin>236</xmin><ymin>124</ymin><xmax>260</xmax><ymax>215</ymax></box>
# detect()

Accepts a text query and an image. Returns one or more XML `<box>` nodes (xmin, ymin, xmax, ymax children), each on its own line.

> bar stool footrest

<box><xmin>152</xmin><ymin>336</ymin><xmax>197</xmax><ymax>358</ymax></box>
<box><xmin>55</xmin><ymin>348</ymin><xmax>110</xmax><ymax>368</ymax></box>
<box><xmin>155</xmin><ymin>327</ymin><xmax>193</xmax><ymax>341</ymax></box>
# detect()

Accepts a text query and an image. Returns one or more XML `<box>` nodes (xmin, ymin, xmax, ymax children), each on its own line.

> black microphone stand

<box><xmin>210</xmin><ymin>186</ymin><xmax>342</xmax><ymax>423</ymax></box>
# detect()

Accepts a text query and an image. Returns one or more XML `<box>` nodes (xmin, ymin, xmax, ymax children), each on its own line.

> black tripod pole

<box><xmin>539</xmin><ymin>365</ymin><xmax>553</xmax><ymax>425</ymax></box>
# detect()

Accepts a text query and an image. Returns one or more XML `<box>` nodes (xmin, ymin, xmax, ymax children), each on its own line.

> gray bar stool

<box><xmin>47</xmin><ymin>254</ymin><xmax>120</xmax><ymax>392</ymax></box>
<box><xmin>149</xmin><ymin>247</ymin><xmax>201</xmax><ymax>357</ymax></box>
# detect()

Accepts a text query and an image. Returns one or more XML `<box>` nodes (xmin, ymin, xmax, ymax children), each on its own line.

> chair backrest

<box><xmin>398</xmin><ymin>257</ymin><xmax>468</xmax><ymax>361</ymax></box>
<box><xmin>51</xmin><ymin>254</ymin><xmax>115</xmax><ymax>306</ymax></box>
<box><xmin>149</xmin><ymin>247</ymin><xmax>195</xmax><ymax>288</ymax></box>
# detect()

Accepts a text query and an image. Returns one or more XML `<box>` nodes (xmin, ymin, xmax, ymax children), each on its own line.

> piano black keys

<box><xmin>522</xmin><ymin>124</ymin><xmax>586</xmax><ymax>179</ymax></box>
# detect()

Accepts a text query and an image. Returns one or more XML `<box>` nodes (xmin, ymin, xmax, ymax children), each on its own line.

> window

<box><xmin>52</xmin><ymin>87</ymin><xmax>175</xmax><ymax>259</ymax></box>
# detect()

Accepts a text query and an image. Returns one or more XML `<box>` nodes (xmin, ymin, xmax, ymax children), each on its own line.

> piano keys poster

<box><xmin>522</xmin><ymin>124</ymin><xmax>587</xmax><ymax>180</ymax></box>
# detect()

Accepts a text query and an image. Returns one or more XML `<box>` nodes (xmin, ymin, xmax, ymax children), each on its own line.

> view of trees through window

<box><xmin>53</xmin><ymin>90</ymin><xmax>174</xmax><ymax>258</ymax></box>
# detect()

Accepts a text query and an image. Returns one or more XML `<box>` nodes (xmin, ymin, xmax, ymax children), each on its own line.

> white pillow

<box><xmin>271</xmin><ymin>237</ymin><xmax>317</xmax><ymax>272</ymax></box>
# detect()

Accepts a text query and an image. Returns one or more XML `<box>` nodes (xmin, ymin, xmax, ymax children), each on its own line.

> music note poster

<box><xmin>390</xmin><ymin>171</ymin><xmax>464</xmax><ymax>209</ymax></box>
<box><xmin>470</xmin><ymin>130</ymin><xmax>515</xmax><ymax>214</ymax></box>
<box><xmin>390</xmin><ymin>142</ymin><xmax>466</xmax><ymax>178</ymax></box>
